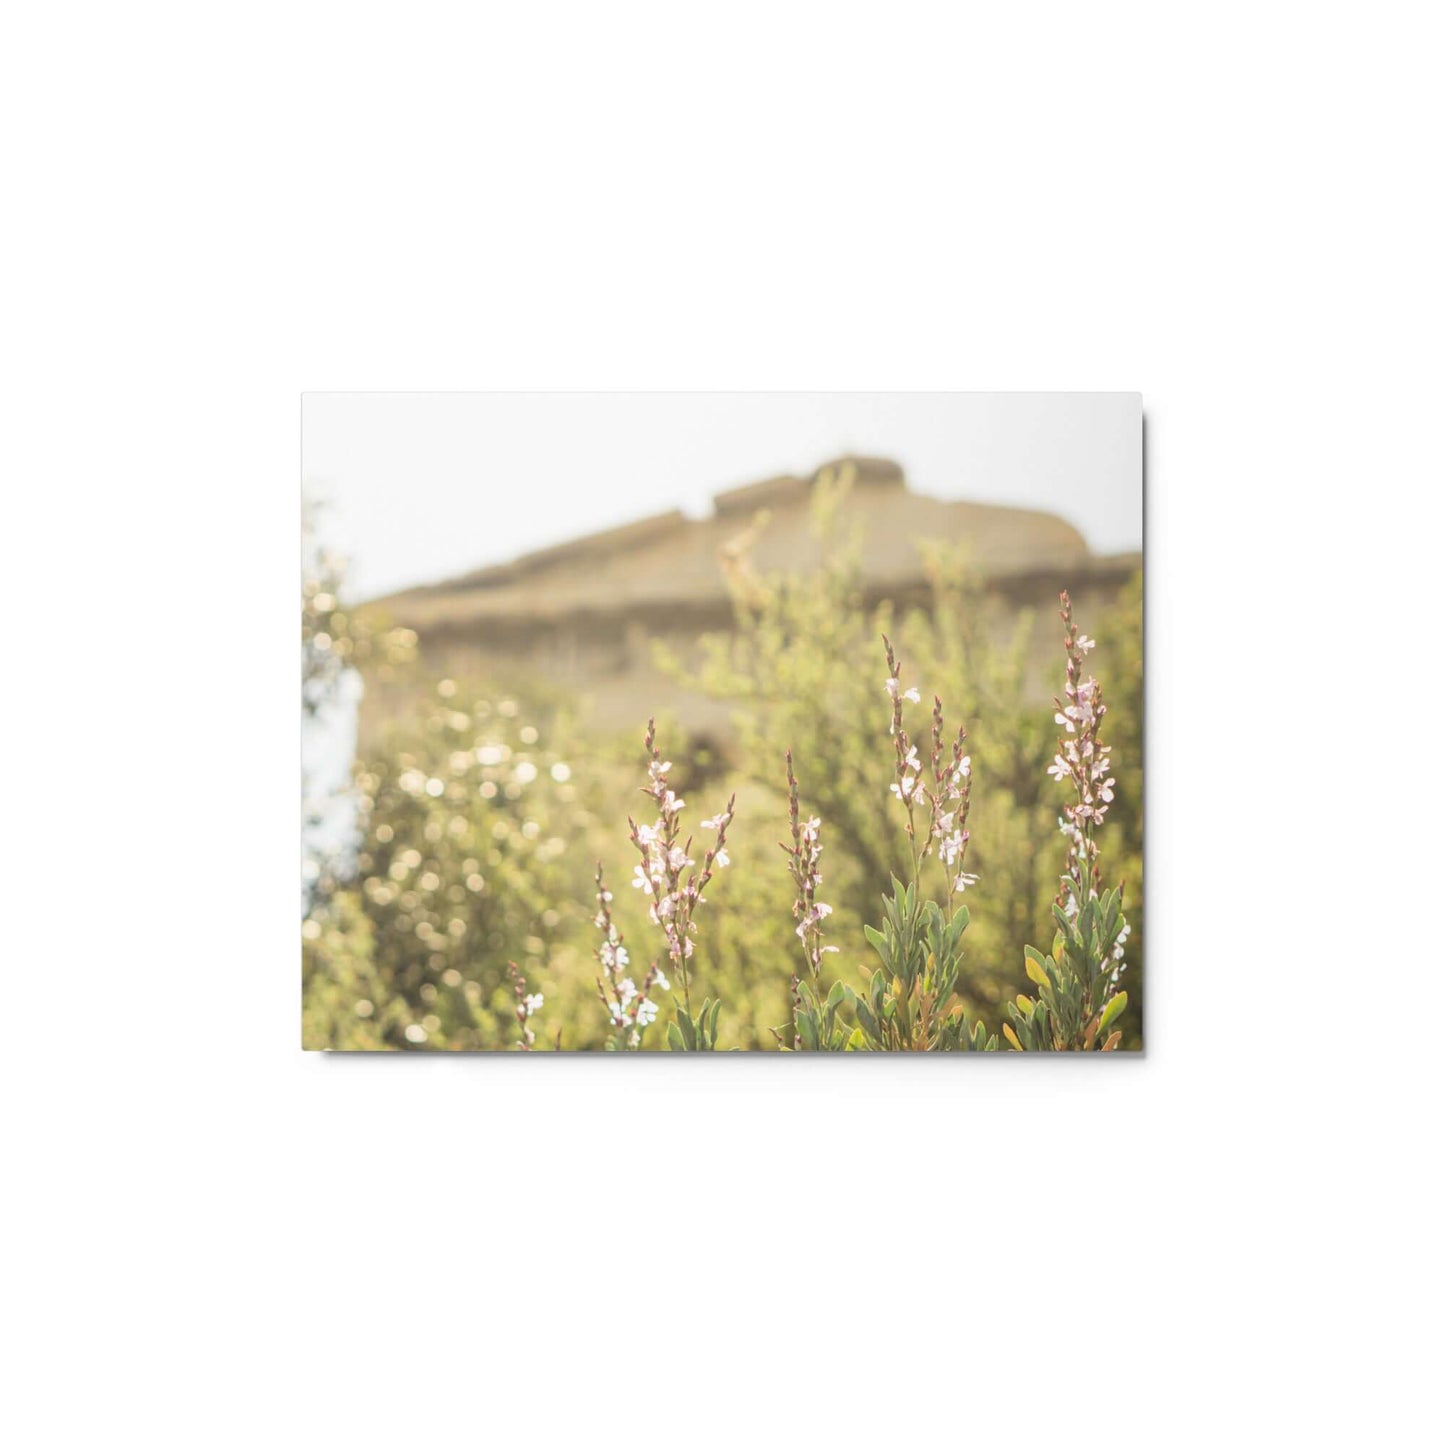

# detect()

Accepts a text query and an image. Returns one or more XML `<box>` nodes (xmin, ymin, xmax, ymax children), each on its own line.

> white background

<box><xmin>3</xmin><ymin>3</ymin><xmax>1440</xmax><ymax>1442</ymax></box>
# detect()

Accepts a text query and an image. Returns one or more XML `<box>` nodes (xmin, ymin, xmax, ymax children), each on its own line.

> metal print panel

<box><xmin>301</xmin><ymin>393</ymin><xmax>1143</xmax><ymax>1052</ymax></box>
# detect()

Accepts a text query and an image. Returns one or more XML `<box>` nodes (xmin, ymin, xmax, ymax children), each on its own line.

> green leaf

<box><xmin>797</xmin><ymin>1011</ymin><xmax>819</xmax><ymax>1051</ymax></box>
<box><xmin>676</xmin><ymin>1006</ymin><xmax>697</xmax><ymax>1050</ymax></box>
<box><xmin>1098</xmin><ymin>992</ymin><xmax>1128</xmax><ymax>1034</ymax></box>
<box><xmin>863</xmin><ymin>924</ymin><xmax>889</xmax><ymax>964</ymax></box>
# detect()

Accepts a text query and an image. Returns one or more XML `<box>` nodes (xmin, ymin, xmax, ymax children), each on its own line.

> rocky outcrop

<box><xmin>355</xmin><ymin>457</ymin><xmax>1139</xmax><ymax>743</ymax></box>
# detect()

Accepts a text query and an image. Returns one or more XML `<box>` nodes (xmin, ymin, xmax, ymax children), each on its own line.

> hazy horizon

<box><xmin>302</xmin><ymin>393</ymin><xmax>1142</xmax><ymax>601</ymax></box>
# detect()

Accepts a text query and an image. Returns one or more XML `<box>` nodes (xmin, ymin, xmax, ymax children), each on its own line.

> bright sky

<box><xmin>302</xmin><ymin>393</ymin><xmax>1142</xmax><ymax>601</ymax></box>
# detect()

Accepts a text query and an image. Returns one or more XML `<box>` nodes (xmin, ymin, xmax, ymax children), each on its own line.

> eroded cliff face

<box><xmin>354</xmin><ymin>456</ymin><xmax>1139</xmax><ymax>747</ymax></box>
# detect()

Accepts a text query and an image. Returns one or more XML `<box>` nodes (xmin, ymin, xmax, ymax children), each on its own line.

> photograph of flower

<box><xmin>301</xmin><ymin>393</ymin><xmax>1143</xmax><ymax>1051</ymax></box>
